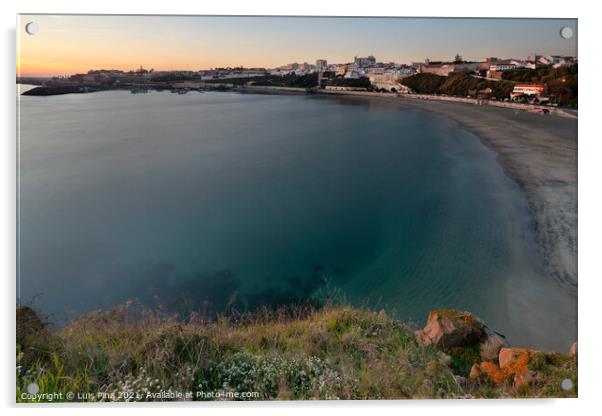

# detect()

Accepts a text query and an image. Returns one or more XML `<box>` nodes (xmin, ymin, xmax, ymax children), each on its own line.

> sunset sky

<box><xmin>17</xmin><ymin>15</ymin><xmax>577</xmax><ymax>77</ymax></box>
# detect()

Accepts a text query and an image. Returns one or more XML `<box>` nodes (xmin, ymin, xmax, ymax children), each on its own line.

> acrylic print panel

<box><xmin>16</xmin><ymin>14</ymin><xmax>577</xmax><ymax>402</ymax></box>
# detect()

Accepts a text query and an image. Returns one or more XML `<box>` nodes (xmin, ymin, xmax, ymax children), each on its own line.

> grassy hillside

<box><xmin>400</xmin><ymin>64</ymin><xmax>577</xmax><ymax>107</ymax></box>
<box><xmin>400</xmin><ymin>73</ymin><xmax>514</xmax><ymax>100</ymax></box>
<box><xmin>16</xmin><ymin>303</ymin><xmax>576</xmax><ymax>402</ymax></box>
<box><xmin>248</xmin><ymin>73</ymin><xmax>319</xmax><ymax>88</ymax></box>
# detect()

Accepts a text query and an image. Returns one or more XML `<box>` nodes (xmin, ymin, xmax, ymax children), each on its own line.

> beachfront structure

<box><xmin>510</xmin><ymin>83</ymin><xmax>550</xmax><ymax>103</ymax></box>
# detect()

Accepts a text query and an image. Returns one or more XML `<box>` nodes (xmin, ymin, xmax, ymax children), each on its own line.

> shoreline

<box><xmin>317</xmin><ymin>91</ymin><xmax>577</xmax><ymax>288</ymax></box>
<box><xmin>19</xmin><ymin>82</ymin><xmax>578</xmax><ymax>119</ymax></box>
<box><xmin>259</xmin><ymin>88</ymin><xmax>577</xmax><ymax>289</ymax></box>
<box><xmin>394</xmin><ymin>98</ymin><xmax>577</xmax><ymax>289</ymax></box>
<box><xmin>311</xmin><ymin>93</ymin><xmax>577</xmax><ymax>350</ymax></box>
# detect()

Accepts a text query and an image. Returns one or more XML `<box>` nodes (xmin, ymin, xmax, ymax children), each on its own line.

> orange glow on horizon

<box><xmin>16</xmin><ymin>15</ymin><xmax>288</xmax><ymax>77</ymax></box>
<box><xmin>17</xmin><ymin>14</ymin><xmax>578</xmax><ymax>78</ymax></box>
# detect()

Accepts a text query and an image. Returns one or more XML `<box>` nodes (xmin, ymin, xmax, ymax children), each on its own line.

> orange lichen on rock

<box><xmin>498</xmin><ymin>347</ymin><xmax>542</xmax><ymax>387</ymax></box>
<box><xmin>469</xmin><ymin>348</ymin><xmax>540</xmax><ymax>386</ymax></box>
<box><xmin>415</xmin><ymin>310</ymin><xmax>574</xmax><ymax>393</ymax></box>
<box><xmin>478</xmin><ymin>361</ymin><xmax>506</xmax><ymax>384</ymax></box>
<box><xmin>499</xmin><ymin>348</ymin><xmax>531</xmax><ymax>375</ymax></box>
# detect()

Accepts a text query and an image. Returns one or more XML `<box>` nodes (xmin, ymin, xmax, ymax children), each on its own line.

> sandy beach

<box><xmin>394</xmin><ymin>98</ymin><xmax>578</xmax><ymax>289</ymax></box>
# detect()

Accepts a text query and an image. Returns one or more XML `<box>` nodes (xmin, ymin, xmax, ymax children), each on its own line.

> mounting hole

<box><xmin>26</xmin><ymin>382</ymin><xmax>40</xmax><ymax>394</ymax></box>
<box><xmin>25</xmin><ymin>21</ymin><xmax>39</xmax><ymax>35</ymax></box>
<box><xmin>560</xmin><ymin>26</ymin><xmax>573</xmax><ymax>40</ymax></box>
<box><xmin>560</xmin><ymin>378</ymin><xmax>574</xmax><ymax>391</ymax></box>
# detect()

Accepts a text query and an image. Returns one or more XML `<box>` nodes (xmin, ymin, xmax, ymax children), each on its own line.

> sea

<box><xmin>17</xmin><ymin>86</ymin><xmax>576</xmax><ymax>350</ymax></box>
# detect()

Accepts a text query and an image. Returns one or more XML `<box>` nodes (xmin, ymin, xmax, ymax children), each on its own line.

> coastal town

<box><xmin>19</xmin><ymin>52</ymin><xmax>577</xmax><ymax>110</ymax></box>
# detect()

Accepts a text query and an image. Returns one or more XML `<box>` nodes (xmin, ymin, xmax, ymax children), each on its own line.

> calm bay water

<box><xmin>18</xmin><ymin>89</ymin><xmax>576</xmax><ymax>350</ymax></box>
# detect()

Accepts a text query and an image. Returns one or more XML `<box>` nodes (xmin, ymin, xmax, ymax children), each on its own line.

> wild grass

<box><xmin>16</xmin><ymin>301</ymin><xmax>576</xmax><ymax>402</ymax></box>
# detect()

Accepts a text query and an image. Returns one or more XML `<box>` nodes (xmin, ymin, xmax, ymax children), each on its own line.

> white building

<box><xmin>354</xmin><ymin>55</ymin><xmax>376</xmax><ymax>68</ymax></box>
<box><xmin>344</xmin><ymin>71</ymin><xmax>361</xmax><ymax>79</ymax></box>
<box><xmin>489</xmin><ymin>63</ymin><xmax>517</xmax><ymax>72</ymax></box>
<box><xmin>510</xmin><ymin>83</ymin><xmax>549</xmax><ymax>102</ymax></box>
<box><xmin>538</xmin><ymin>55</ymin><xmax>576</xmax><ymax>68</ymax></box>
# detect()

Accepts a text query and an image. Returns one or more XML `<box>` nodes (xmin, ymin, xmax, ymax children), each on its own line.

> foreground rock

<box><xmin>500</xmin><ymin>348</ymin><xmax>537</xmax><ymax>387</ymax></box>
<box><xmin>478</xmin><ymin>361</ymin><xmax>506</xmax><ymax>384</ymax></box>
<box><xmin>415</xmin><ymin>309</ymin><xmax>507</xmax><ymax>362</ymax></box>
<box><xmin>468</xmin><ymin>348</ymin><xmax>536</xmax><ymax>387</ymax></box>
<box><xmin>415</xmin><ymin>310</ymin><xmax>484</xmax><ymax>349</ymax></box>
<box><xmin>499</xmin><ymin>347</ymin><xmax>531</xmax><ymax>372</ymax></box>
<box><xmin>417</xmin><ymin>309</ymin><xmax>576</xmax><ymax>391</ymax></box>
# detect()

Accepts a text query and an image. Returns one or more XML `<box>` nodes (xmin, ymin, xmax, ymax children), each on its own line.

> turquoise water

<box><xmin>18</xmin><ymin>90</ymin><xmax>576</xmax><ymax>350</ymax></box>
